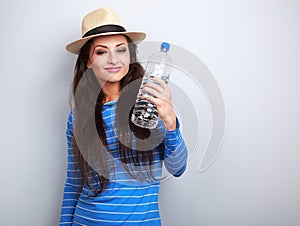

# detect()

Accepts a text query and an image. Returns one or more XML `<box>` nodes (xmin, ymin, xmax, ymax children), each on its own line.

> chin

<box><xmin>96</xmin><ymin>69</ymin><xmax>129</xmax><ymax>84</ymax></box>
<box><xmin>99</xmin><ymin>75</ymin><xmax>125</xmax><ymax>84</ymax></box>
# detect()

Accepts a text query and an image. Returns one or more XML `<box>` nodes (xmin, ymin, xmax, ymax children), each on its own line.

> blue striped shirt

<box><xmin>59</xmin><ymin>100</ymin><xmax>188</xmax><ymax>225</ymax></box>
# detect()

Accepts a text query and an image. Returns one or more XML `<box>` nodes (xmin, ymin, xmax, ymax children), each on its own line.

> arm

<box><xmin>59</xmin><ymin>111</ymin><xmax>83</xmax><ymax>225</ymax></box>
<box><xmin>163</xmin><ymin>118</ymin><xmax>188</xmax><ymax>177</ymax></box>
<box><xmin>142</xmin><ymin>76</ymin><xmax>188</xmax><ymax>176</ymax></box>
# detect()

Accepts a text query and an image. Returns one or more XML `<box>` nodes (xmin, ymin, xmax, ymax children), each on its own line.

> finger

<box><xmin>145</xmin><ymin>77</ymin><xmax>171</xmax><ymax>94</ymax></box>
<box><xmin>143</xmin><ymin>81</ymin><xmax>172</xmax><ymax>101</ymax></box>
<box><xmin>142</xmin><ymin>86</ymin><xmax>165</xmax><ymax>100</ymax></box>
<box><xmin>144</xmin><ymin>81</ymin><xmax>165</xmax><ymax>94</ymax></box>
<box><xmin>149</xmin><ymin>76</ymin><xmax>168</xmax><ymax>90</ymax></box>
<box><xmin>141</xmin><ymin>93</ymin><xmax>162</xmax><ymax>106</ymax></box>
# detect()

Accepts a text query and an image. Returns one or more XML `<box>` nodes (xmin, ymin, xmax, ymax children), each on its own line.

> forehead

<box><xmin>92</xmin><ymin>35</ymin><xmax>128</xmax><ymax>47</ymax></box>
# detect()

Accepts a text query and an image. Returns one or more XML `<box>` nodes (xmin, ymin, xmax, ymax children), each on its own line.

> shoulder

<box><xmin>66</xmin><ymin>110</ymin><xmax>74</xmax><ymax>132</ymax></box>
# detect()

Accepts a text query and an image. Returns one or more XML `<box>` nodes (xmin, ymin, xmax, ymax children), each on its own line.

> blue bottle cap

<box><xmin>160</xmin><ymin>42</ymin><xmax>170</xmax><ymax>51</ymax></box>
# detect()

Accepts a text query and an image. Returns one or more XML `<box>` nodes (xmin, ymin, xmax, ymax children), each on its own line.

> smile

<box><xmin>105</xmin><ymin>67</ymin><xmax>122</xmax><ymax>73</ymax></box>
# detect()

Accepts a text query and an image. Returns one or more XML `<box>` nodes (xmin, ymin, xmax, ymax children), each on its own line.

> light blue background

<box><xmin>0</xmin><ymin>0</ymin><xmax>299</xmax><ymax>225</ymax></box>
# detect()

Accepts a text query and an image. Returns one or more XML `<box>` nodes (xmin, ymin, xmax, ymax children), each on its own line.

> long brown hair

<box><xmin>69</xmin><ymin>36</ymin><xmax>163</xmax><ymax>196</ymax></box>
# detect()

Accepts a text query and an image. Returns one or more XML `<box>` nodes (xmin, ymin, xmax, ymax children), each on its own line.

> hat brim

<box><xmin>66</xmin><ymin>31</ymin><xmax>146</xmax><ymax>55</ymax></box>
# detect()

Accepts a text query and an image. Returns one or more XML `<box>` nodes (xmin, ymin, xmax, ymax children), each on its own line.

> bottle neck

<box><xmin>160</xmin><ymin>48</ymin><xmax>169</xmax><ymax>53</ymax></box>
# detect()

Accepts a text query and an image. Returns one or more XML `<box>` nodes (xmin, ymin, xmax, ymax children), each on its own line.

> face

<box><xmin>87</xmin><ymin>35</ymin><xmax>130</xmax><ymax>85</ymax></box>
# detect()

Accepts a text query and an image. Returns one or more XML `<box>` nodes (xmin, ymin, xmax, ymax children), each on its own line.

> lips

<box><xmin>105</xmin><ymin>67</ymin><xmax>122</xmax><ymax>73</ymax></box>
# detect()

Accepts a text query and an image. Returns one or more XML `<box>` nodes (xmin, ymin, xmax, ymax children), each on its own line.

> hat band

<box><xmin>83</xmin><ymin>25</ymin><xmax>126</xmax><ymax>38</ymax></box>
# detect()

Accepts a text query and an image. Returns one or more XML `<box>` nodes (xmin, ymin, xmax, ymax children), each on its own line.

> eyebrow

<box><xmin>94</xmin><ymin>43</ymin><xmax>126</xmax><ymax>49</ymax></box>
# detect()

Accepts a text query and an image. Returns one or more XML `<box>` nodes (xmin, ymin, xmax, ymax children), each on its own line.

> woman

<box><xmin>60</xmin><ymin>7</ymin><xmax>188</xmax><ymax>226</ymax></box>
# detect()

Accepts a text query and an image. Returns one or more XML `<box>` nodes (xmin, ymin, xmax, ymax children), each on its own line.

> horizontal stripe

<box><xmin>76</xmin><ymin>204</ymin><xmax>159</xmax><ymax>215</ymax></box>
<box><xmin>60</xmin><ymin>103</ymin><xmax>187</xmax><ymax>225</ymax></box>
<box><xmin>75</xmin><ymin>212</ymin><xmax>161</xmax><ymax>223</ymax></box>
<box><xmin>78</xmin><ymin>197</ymin><xmax>158</xmax><ymax>206</ymax></box>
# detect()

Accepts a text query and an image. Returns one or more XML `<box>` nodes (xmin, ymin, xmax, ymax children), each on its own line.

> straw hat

<box><xmin>66</xmin><ymin>7</ymin><xmax>146</xmax><ymax>55</ymax></box>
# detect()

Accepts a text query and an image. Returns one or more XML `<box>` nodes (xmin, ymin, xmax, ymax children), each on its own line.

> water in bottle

<box><xmin>131</xmin><ymin>42</ymin><xmax>172</xmax><ymax>129</ymax></box>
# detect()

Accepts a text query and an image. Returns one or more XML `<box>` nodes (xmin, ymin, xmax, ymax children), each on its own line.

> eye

<box><xmin>116</xmin><ymin>48</ymin><xmax>127</xmax><ymax>53</ymax></box>
<box><xmin>96</xmin><ymin>50</ymin><xmax>106</xmax><ymax>55</ymax></box>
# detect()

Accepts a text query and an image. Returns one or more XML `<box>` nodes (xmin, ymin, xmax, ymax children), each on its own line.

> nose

<box><xmin>108</xmin><ymin>50</ymin><xmax>119</xmax><ymax>64</ymax></box>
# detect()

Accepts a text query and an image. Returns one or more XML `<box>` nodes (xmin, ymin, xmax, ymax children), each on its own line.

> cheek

<box><xmin>90</xmin><ymin>60</ymin><xmax>106</xmax><ymax>79</ymax></box>
<box><xmin>123</xmin><ymin>64</ymin><xmax>130</xmax><ymax>75</ymax></box>
<box><xmin>89</xmin><ymin>56</ymin><xmax>105</xmax><ymax>67</ymax></box>
<box><xmin>119</xmin><ymin>53</ymin><xmax>131</xmax><ymax>65</ymax></box>
<box><xmin>90</xmin><ymin>55</ymin><xmax>105</xmax><ymax>68</ymax></box>
<box><xmin>92</xmin><ymin>67</ymin><xmax>106</xmax><ymax>81</ymax></box>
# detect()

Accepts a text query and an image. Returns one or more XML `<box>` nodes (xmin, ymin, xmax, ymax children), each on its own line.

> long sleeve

<box><xmin>163</xmin><ymin>118</ymin><xmax>188</xmax><ymax>177</ymax></box>
<box><xmin>59</xmin><ymin>111</ymin><xmax>83</xmax><ymax>225</ymax></box>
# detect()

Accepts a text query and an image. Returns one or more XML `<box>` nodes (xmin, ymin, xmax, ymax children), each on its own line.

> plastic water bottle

<box><xmin>131</xmin><ymin>42</ymin><xmax>172</xmax><ymax>129</ymax></box>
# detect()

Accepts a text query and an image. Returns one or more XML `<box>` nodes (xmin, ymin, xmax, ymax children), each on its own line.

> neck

<box><xmin>100</xmin><ymin>81</ymin><xmax>121</xmax><ymax>104</ymax></box>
